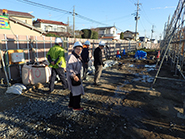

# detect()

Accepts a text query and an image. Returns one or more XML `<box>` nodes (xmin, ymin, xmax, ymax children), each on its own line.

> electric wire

<box><xmin>140</xmin><ymin>5</ymin><xmax>154</xmax><ymax>25</ymax></box>
<box><xmin>17</xmin><ymin>0</ymin><xmax>107</xmax><ymax>26</ymax></box>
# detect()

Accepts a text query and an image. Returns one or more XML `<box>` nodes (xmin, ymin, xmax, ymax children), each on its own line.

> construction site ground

<box><xmin>0</xmin><ymin>51</ymin><xmax>185</xmax><ymax>139</ymax></box>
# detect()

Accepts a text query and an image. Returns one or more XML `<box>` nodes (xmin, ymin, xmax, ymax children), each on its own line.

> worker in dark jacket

<box><xmin>81</xmin><ymin>40</ymin><xmax>90</xmax><ymax>80</ymax></box>
<box><xmin>46</xmin><ymin>37</ymin><xmax>68</xmax><ymax>93</ymax></box>
<box><xmin>93</xmin><ymin>41</ymin><xmax>105</xmax><ymax>86</ymax></box>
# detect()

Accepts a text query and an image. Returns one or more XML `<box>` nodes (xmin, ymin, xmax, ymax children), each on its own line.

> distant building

<box><xmin>33</xmin><ymin>19</ymin><xmax>70</xmax><ymax>37</ymax></box>
<box><xmin>92</xmin><ymin>26</ymin><xmax>120</xmax><ymax>41</ymax></box>
<box><xmin>150</xmin><ymin>39</ymin><xmax>158</xmax><ymax>44</ymax></box>
<box><xmin>123</xmin><ymin>30</ymin><xmax>139</xmax><ymax>41</ymax></box>
<box><xmin>139</xmin><ymin>36</ymin><xmax>149</xmax><ymax>42</ymax></box>
<box><xmin>0</xmin><ymin>9</ymin><xmax>45</xmax><ymax>36</ymax></box>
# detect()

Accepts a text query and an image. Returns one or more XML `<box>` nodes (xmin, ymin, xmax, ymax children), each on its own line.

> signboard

<box><xmin>0</xmin><ymin>16</ymin><xmax>10</xmax><ymax>30</ymax></box>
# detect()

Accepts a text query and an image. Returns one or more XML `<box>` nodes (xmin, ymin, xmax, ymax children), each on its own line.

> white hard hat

<box><xmin>73</xmin><ymin>41</ymin><xmax>83</xmax><ymax>49</ymax></box>
<box><xmin>55</xmin><ymin>37</ymin><xmax>63</xmax><ymax>44</ymax></box>
<box><xmin>99</xmin><ymin>41</ymin><xmax>105</xmax><ymax>46</ymax></box>
<box><xmin>84</xmin><ymin>40</ymin><xmax>91</xmax><ymax>46</ymax></box>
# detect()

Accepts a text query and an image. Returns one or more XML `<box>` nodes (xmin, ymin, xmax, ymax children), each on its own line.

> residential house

<box><xmin>33</xmin><ymin>19</ymin><xmax>70</xmax><ymax>37</ymax></box>
<box><xmin>0</xmin><ymin>9</ymin><xmax>45</xmax><ymax>36</ymax></box>
<box><xmin>123</xmin><ymin>30</ymin><xmax>139</xmax><ymax>41</ymax></box>
<box><xmin>150</xmin><ymin>39</ymin><xmax>158</xmax><ymax>44</ymax></box>
<box><xmin>92</xmin><ymin>26</ymin><xmax>120</xmax><ymax>41</ymax></box>
<box><xmin>139</xmin><ymin>36</ymin><xmax>149</xmax><ymax>42</ymax></box>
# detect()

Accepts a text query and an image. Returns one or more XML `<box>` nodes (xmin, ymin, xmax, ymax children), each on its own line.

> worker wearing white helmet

<box><xmin>93</xmin><ymin>40</ymin><xmax>105</xmax><ymax>86</ymax></box>
<box><xmin>46</xmin><ymin>37</ymin><xmax>68</xmax><ymax>93</ymax></box>
<box><xmin>81</xmin><ymin>40</ymin><xmax>91</xmax><ymax>81</ymax></box>
<box><xmin>66</xmin><ymin>41</ymin><xmax>84</xmax><ymax>111</ymax></box>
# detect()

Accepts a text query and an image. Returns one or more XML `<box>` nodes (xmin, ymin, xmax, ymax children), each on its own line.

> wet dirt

<box><xmin>0</xmin><ymin>51</ymin><xmax>185</xmax><ymax>139</ymax></box>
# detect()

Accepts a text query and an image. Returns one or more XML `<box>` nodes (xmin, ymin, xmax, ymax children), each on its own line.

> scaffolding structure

<box><xmin>151</xmin><ymin>0</ymin><xmax>185</xmax><ymax>87</ymax></box>
<box><xmin>151</xmin><ymin>0</ymin><xmax>185</xmax><ymax>119</ymax></box>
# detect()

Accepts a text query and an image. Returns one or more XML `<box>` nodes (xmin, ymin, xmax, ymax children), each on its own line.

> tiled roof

<box><xmin>124</xmin><ymin>30</ymin><xmax>139</xmax><ymax>34</ymax></box>
<box><xmin>34</xmin><ymin>19</ymin><xmax>68</xmax><ymax>26</ymax></box>
<box><xmin>0</xmin><ymin>9</ymin><xmax>34</xmax><ymax>18</ymax></box>
<box><xmin>95</xmin><ymin>26</ymin><xmax>116</xmax><ymax>30</ymax></box>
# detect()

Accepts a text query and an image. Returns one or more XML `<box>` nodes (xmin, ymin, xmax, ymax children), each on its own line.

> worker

<box><xmin>66</xmin><ymin>41</ymin><xmax>84</xmax><ymax>111</ymax></box>
<box><xmin>81</xmin><ymin>40</ymin><xmax>91</xmax><ymax>81</ymax></box>
<box><xmin>93</xmin><ymin>41</ymin><xmax>105</xmax><ymax>86</ymax></box>
<box><xmin>46</xmin><ymin>37</ymin><xmax>68</xmax><ymax>93</ymax></box>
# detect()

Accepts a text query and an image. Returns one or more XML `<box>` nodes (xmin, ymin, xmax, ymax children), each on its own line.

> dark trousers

<box><xmin>83</xmin><ymin>63</ymin><xmax>88</xmax><ymax>80</ymax></box>
<box><xmin>49</xmin><ymin>67</ymin><xmax>68</xmax><ymax>92</ymax></box>
<box><xmin>69</xmin><ymin>92</ymin><xmax>81</xmax><ymax>109</ymax></box>
<box><xmin>94</xmin><ymin>65</ymin><xmax>103</xmax><ymax>84</ymax></box>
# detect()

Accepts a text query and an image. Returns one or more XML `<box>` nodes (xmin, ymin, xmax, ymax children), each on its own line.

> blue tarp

<box><xmin>135</xmin><ymin>50</ymin><xmax>147</xmax><ymax>59</ymax></box>
<box><xmin>116</xmin><ymin>54</ymin><xmax>121</xmax><ymax>58</ymax></box>
<box><xmin>123</xmin><ymin>49</ymin><xmax>126</xmax><ymax>56</ymax></box>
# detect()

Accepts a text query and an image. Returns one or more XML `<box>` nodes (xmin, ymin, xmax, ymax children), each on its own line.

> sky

<box><xmin>1</xmin><ymin>0</ymin><xmax>179</xmax><ymax>40</ymax></box>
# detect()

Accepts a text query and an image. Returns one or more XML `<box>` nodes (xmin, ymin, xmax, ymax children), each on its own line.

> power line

<box><xmin>101</xmin><ymin>14</ymin><xmax>132</xmax><ymax>22</ymax></box>
<box><xmin>140</xmin><ymin>5</ymin><xmax>154</xmax><ymax>25</ymax></box>
<box><xmin>17</xmin><ymin>0</ymin><xmax>107</xmax><ymax>26</ymax></box>
<box><xmin>17</xmin><ymin>0</ymin><xmax>72</xmax><ymax>14</ymax></box>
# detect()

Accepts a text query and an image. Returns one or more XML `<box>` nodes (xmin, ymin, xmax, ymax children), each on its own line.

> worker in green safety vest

<box><xmin>46</xmin><ymin>37</ymin><xmax>68</xmax><ymax>93</ymax></box>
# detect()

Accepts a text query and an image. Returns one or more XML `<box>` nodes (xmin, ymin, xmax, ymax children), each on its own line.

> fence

<box><xmin>0</xmin><ymin>34</ymin><xmax>159</xmax><ymax>83</ymax></box>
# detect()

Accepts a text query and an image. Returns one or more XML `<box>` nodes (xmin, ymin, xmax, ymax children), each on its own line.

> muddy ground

<box><xmin>0</xmin><ymin>52</ymin><xmax>185</xmax><ymax>139</ymax></box>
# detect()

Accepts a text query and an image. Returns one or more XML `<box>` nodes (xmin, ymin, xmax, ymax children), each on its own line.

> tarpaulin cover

<box><xmin>135</xmin><ymin>50</ymin><xmax>147</xmax><ymax>59</ymax></box>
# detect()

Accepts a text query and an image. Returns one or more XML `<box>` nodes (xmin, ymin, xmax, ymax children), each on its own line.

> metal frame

<box><xmin>151</xmin><ymin>0</ymin><xmax>185</xmax><ymax>88</ymax></box>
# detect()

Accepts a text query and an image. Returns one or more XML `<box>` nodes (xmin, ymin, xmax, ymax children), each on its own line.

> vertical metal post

<box><xmin>26</xmin><ymin>35</ymin><xmax>30</xmax><ymax>62</ymax></box>
<box><xmin>4</xmin><ymin>34</ymin><xmax>11</xmax><ymax>79</ymax></box>
<box><xmin>43</xmin><ymin>36</ymin><xmax>46</xmax><ymax>60</ymax></box>
<box><xmin>50</xmin><ymin>37</ymin><xmax>52</xmax><ymax>48</ymax></box>
<box><xmin>16</xmin><ymin>35</ymin><xmax>22</xmax><ymax>77</ymax></box>
<box><xmin>35</xmin><ymin>36</ymin><xmax>38</xmax><ymax>59</ymax></box>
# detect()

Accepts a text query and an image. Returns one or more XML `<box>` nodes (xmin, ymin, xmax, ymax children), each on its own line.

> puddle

<box><xmin>133</xmin><ymin>75</ymin><xmax>154</xmax><ymax>83</ymax></box>
<box><xmin>128</xmin><ymin>64</ymin><xmax>134</xmax><ymax>67</ymax></box>
<box><xmin>145</xmin><ymin>64</ymin><xmax>156</xmax><ymax>72</ymax></box>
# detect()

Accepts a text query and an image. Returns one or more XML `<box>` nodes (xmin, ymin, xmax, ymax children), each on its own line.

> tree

<box><xmin>75</xmin><ymin>30</ymin><xmax>82</xmax><ymax>38</ymax></box>
<box><xmin>46</xmin><ymin>33</ymin><xmax>60</xmax><ymax>37</ymax></box>
<box><xmin>120</xmin><ymin>32</ymin><xmax>124</xmax><ymax>40</ymax></box>
<box><xmin>91</xmin><ymin>31</ymin><xmax>98</xmax><ymax>39</ymax></box>
<box><xmin>81</xmin><ymin>29</ymin><xmax>92</xmax><ymax>38</ymax></box>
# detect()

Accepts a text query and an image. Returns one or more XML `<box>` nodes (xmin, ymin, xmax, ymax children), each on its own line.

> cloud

<box><xmin>28</xmin><ymin>11</ymin><xmax>33</xmax><ymax>14</ymax></box>
<box><xmin>151</xmin><ymin>6</ymin><xmax>175</xmax><ymax>10</ymax></box>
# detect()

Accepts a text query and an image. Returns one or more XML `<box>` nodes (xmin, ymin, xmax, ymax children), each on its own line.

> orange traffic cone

<box><xmin>117</xmin><ymin>50</ymin><xmax>120</xmax><ymax>55</ymax></box>
<box><xmin>156</xmin><ymin>50</ymin><xmax>160</xmax><ymax>59</ymax></box>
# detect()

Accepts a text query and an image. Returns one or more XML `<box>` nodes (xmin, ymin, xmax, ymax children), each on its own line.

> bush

<box><xmin>46</xmin><ymin>33</ymin><xmax>60</xmax><ymax>37</ymax></box>
<box><xmin>92</xmin><ymin>31</ymin><xmax>98</xmax><ymax>39</ymax></box>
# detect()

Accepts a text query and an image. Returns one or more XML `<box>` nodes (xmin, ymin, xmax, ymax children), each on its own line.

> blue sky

<box><xmin>2</xmin><ymin>0</ymin><xmax>178</xmax><ymax>39</ymax></box>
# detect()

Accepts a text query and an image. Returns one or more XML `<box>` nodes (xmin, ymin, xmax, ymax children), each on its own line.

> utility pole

<box><xmin>67</xmin><ymin>17</ymin><xmax>69</xmax><ymax>37</ymax></box>
<box><xmin>73</xmin><ymin>6</ymin><xmax>75</xmax><ymax>39</ymax></box>
<box><xmin>134</xmin><ymin>0</ymin><xmax>141</xmax><ymax>41</ymax></box>
<box><xmin>151</xmin><ymin>25</ymin><xmax>154</xmax><ymax>40</ymax></box>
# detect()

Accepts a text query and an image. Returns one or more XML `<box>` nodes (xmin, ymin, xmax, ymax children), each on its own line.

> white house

<box><xmin>93</xmin><ymin>26</ymin><xmax>120</xmax><ymax>41</ymax></box>
<box><xmin>33</xmin><ymin>19</ymin><xmax>69</xmax><ymax>37</ymax></box>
